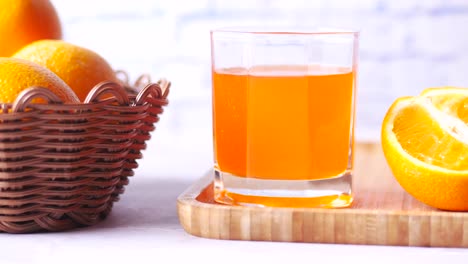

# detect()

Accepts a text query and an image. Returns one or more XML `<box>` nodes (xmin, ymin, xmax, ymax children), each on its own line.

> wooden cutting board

<box><xmin>177</xmin><ymin>142</ymin><xmax>468</xmax><ymax>247</ymax></box>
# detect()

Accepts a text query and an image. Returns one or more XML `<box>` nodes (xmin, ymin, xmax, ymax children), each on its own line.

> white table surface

<box><xmin>1</xmin><ymin>150</ymin><xmax>468</xmax><ymax>264</ymax></box>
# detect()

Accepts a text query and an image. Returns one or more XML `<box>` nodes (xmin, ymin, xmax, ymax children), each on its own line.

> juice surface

<box><xmin>212</xmin><ymin>65</ymin><xmax>355</xmax><ymax>180</ymax></box>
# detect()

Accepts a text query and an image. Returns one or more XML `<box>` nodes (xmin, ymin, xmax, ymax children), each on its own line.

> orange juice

<box><xmin>212</xmin><ymin>65</ymin><xmax>355</xmax><ymax>180</ymax></box>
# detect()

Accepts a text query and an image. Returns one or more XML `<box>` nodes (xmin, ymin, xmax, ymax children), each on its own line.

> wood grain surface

<box><xmin>177</xmin><ymin>142</ymin><xmax>468</xmax><ymax>247</ymax></box>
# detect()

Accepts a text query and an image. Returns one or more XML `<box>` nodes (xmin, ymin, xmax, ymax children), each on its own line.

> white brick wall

<box><xmin>50</xmin><ymin>0</ymin><xmax>468</xmax><ymax>177</ymax></box>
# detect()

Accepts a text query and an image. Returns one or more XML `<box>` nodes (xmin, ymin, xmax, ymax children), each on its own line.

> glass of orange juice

<box><xmin>211</xmin><ymin>27</ymin><xmax>359</xmax><ymax>208</ymax></box>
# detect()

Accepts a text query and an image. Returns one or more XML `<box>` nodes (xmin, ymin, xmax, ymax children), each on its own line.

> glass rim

<box><xmin>211</xmin><ymin>26</ymin><xmax>360</xmax><ymax>36</ymax></box>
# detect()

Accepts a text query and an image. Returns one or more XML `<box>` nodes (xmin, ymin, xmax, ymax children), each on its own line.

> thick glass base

<box><xmin>214</xmin><ymin>169</ymin><xmax>353</xmax><ymax>208</ymax></box>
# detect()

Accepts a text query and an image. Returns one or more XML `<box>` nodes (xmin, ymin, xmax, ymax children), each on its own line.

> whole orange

<box><xmin>0</xmin><ymin>0</ymin><xmax>62</xmax><ymax>57</ymax></box>
<box><xmin>0</xmin><ymin>57</ymin><xmax>79</xmax><ymax>104</ymax></box>
<box><xmin>13</xmin><ymin>40</ymin><xmax>120</xmax><ymax>102</ymax></box>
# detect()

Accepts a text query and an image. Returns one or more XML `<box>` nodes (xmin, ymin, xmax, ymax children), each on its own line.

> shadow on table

<box><xmin>88</xmin><ymin>177</ymin><xmax>193</xmax><ymax>230</ymax></box>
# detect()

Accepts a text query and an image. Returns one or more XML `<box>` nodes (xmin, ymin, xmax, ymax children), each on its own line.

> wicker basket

<box><xmin>0</xmin><ymin>74</ymin><xmax>170</xmax><ymax>233</ymax></box>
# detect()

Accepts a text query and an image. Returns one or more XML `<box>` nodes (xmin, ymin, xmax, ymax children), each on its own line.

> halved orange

<box><xmin>381</xmin><ymin>87</ymin><xmax>468</xmax><ymax>211</ymax></box>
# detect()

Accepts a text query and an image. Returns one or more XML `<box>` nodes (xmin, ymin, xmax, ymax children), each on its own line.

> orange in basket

<box><xmin>0</xmin><ymin>57</ymin><xmax>79</xmax><ymax>104</ymax></box>
<box><xmin>13</xmin><ymin>40</ymin><xmax>120</xmax><ymax>102</ymax></box>
<box><xmin>0</xmin><ymin>0</ymin><xmax>62</xmax><ymax>57</ymax></box>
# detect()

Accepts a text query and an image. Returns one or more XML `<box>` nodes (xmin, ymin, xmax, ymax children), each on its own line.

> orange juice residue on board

<box><xmin>212</xmin><ymin>65</ymin><xmax>355</xmax><ymax>180</ymax></box>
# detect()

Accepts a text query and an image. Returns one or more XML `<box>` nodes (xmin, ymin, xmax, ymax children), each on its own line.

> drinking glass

<box><xmin>211</xmin><ymin>27</ymin><xmax>359</xmax><ymax>208</ymax></box>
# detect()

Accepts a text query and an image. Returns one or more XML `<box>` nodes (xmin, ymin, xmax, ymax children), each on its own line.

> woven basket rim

<box><xmin>0</xmin><ymin>72</ymin><xmax>170</xmax><ymax>113</ymax></box>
